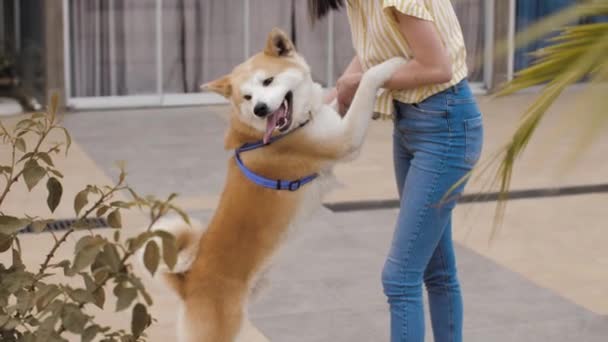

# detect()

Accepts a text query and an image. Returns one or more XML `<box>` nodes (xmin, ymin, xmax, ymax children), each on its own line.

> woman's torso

<box><xmin>346</xmin><ymin>0</ymin><xmax>469</xmax><ymax>117</ymax></box>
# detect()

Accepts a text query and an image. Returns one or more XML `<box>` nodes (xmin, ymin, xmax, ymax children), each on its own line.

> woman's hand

<box><xmin>336</xmin><ymin>72</ymin><xmax>362</xmax><ymax>116</ymax></box>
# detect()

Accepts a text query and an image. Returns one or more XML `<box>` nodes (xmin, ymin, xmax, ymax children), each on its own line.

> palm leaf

<box><xmin>445</xmin><ymin>4</ymin><xmax>608</xmax><ymax>238</ymax></box>
<box><xmin>488</xmin><ymin>20</ymin><xmax>608</xmax><ymax>235</ymax></box>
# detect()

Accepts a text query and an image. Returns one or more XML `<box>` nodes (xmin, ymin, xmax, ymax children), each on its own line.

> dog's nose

<box><xmin>253</xmin><ymin>103</ymin><xmax>269</xmax><ymax>117</ymax></box>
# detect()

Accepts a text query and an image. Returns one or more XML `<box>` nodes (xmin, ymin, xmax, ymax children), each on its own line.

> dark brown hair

<box><xmin>308</xmin><ymin>0</ymin><xmax>345</xmax><ymax>22</ymax></box>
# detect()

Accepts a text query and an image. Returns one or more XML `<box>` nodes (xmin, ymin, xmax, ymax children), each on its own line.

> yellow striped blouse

<box><xmin>345</xmin><ymin>0</ymin><xmax>469</xmax><ymax>117</ymax></box>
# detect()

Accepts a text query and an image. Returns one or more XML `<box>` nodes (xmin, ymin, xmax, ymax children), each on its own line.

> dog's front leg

<box><xmin>306</xmin><ymin>57</ymin><xmax>405</xmax><ymax>158</ymax></box>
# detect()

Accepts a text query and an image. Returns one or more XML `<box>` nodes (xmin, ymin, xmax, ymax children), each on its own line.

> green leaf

<box><xmin>37</xmin><ymin>312</ymin><xmax>60</xmax><ymax>342</ymax></box>
<box><xmin>15</xmin><ymin>289</ymin><xmax>34</xmax><ymax>314</ymax></box>
<box><xmin>18</xmin><ymin>151</ymin><xmax>35</xmax><ymax>162</ymax></box>
<box><xmin>15</xmin><ymin>137</ymin><xmax>26</xmax><ymax>152</ymax></box>
<box><xmin>13</xmin><ymin>248</ymin><xmax>23</xmax><ymax>267</ymax></box>
<box><xmin>126</xmin><ymin>231</ymin><xmax>154</xmax><ymax>252</ymax></box>
<box><xmin>31</xmin><ymin>112</ymin><xmax>46</xmax><ymax>119</ymax></box>
<box><xmin>74</xmin><ymin>189</ymin><xmax>89</xmax><ymax>216</ymax></box>
<box><xmin>48</xmin><ymin>93</ymin><xmax>59</xmax><ymax>123</ymax></box>
<box><xmin>110</xmin><ymin>201</ymin><xmax>130</xmax><ymax>209</ymax></box>
<box><xmin>67</xmin><ymin>288</ymin><xmax>94</xmax><ymax>304</ymax></box>
<box><xmin>61</xmin><ymin>303</ymin><xmax>88</xmax><ymax>334</ymax></box>
<box><xmin>114</xmin><ymin>285</ymin><xmax>138</xmax><ymax>312</ymax></box>
<box><xmin>35</xmin><ymin>284</ymin><xmax>62</xmax><ymax>312</ymax></box>
<box><xmin>155</xmin><ymin>230</ymin><xmax>178</xmax><ymax>270</ymax></box>
<box><xmin>48</xmin><ymin>168</ymin><xmax>64</xmax><ymax>178</ymax></box>
<box><xmin>92</xmin><ymin>287</ymin><xmax>105</xmax><ymax>309</ymax></box>
<box><xmin>131</xmin><ymin>303</ymin><xmax>149</xmax><ymax>337</ymax></box>
<box><xmin>0</xmin><ymin>314</ymin><xmax>9</xmax><ymax>327</ymax></box>
<box><xmin>37</xmin><ymin>152</ymin><xmax>54</xmax><ymax>166</ymax></box>
<box><xmin>96</xmin><ymin>205</ymin><xmax>110</xmax><ymax>218</ymax></box>
<box><xmin>0</xmin><ymin>233</ymin><xmax>13</xmax><ymax>252</ymax></box>
<box><xmin>143</xmin><ymin>241</ymin><xmax>160</xmax><ymax>275</ymax></box>
<box><xmin>83</xmin><ymin>268</ymin><xmax>106</xmax><ymax>309</ymax></box>
<box><xmin>98</xmin><ymin>244</ymin><xmax>121</xmax><ymax>272</ymax></box>
<box><xmin>0</xmin><ymin>165</ymin><xmax>12</xmax><ymax>174</ymax></box>
<box><xmin>58</xmin><ymin>127</ymin><xmax>72</xmax><ymax>156</ymax></box>
<box><xmin>0</xmin><ymin>215</ymin><xmax>28</xmax><ymax>235</ymax></box>
<box><xmin>31</xmin><ymin>220</ymin><xmax>51</xmax><ymax>233</ymax></box>
<box><xmin>15</xmin><ymin>118</ymin><xmax>34</xmax><ymax>130</ymax></box>
<box><xmin>82</xmin><ymin>324</ymin><xmax>101</xmax><ymax>342</ymax></box>
<box><xmin>23</xmin><ymin>159</ymin><xmax>47</xmax><ymax>191</ymax></box>
<box><xmin>107</xmin><ymin>209</ymin><xmax>122</xmax><ymax>228</ymax></box>
<box><xmin>72</xmin><ymin>237</ymin><xmax>105</xmax><ymax>272</ymax></box>
<box><xmin>46</xmin><ymin>177</ymin><xmax>63</xmax><ymax>213</ymax></box>
<box><xmin>170</xmin><ymin>205</ymin><xmax>191</xmax><ymax>225</ymax></box>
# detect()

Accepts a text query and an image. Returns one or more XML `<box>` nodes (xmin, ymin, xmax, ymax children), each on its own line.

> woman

<box><xmin>310</xmin><ymin>1</ymin><xmax>484</xmax><ymax>341</ymax></box>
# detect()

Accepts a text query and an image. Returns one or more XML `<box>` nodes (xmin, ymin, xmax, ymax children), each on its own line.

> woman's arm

<box><xmin>324</xmin><ymin>56</ymin><xmax>363</xmax><ymax>105</ymax></box>
<box><xmin>383</xmin><ymin>10</ymin><xmax>453</xmax><ymax>90</ymax></box>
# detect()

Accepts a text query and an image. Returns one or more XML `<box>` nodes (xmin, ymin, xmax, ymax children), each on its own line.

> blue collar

<box><xmin>234</xmin><ymin>120</ymin><xmax>318</xmax><ymax>191</ymax></box>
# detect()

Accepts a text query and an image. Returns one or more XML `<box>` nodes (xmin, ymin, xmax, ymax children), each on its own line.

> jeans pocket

<box><xmin>464</xmin><ymin>116</ymin><xmax>483</xmax><ymax>165</ymax></box>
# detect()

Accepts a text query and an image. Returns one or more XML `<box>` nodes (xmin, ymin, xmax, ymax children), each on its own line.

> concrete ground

<box><xmin>2</xmin><ymin>88</ymin><xmax>607</xmax><ymax>341</ymax></box>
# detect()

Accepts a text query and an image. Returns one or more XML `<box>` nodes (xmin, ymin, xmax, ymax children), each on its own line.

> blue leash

<box><xmin>234</xmin><ymin>120</ymin><xmax>318</xmax><ymax>191</ymax></box>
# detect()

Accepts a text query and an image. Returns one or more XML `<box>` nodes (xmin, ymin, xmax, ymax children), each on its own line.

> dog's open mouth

<box><xmin>263</xmin><ymin>91</ymin><xmax>293</xmax><ymax>144</ymax></box>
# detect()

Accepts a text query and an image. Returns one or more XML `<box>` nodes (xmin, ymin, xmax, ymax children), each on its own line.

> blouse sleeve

<box><xmin>383</xmin><ymin>0</ymin><xmax>433</xmax><ymax>21</ymax></box>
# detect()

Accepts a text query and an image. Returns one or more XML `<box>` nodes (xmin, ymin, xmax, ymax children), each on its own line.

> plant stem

<box><xmin>31</xmin><ymin>188</ymin><xmax>116</xmax><ymax>291</ymax></box>
<box><xmin>0</xmin><ymin>127</ymin><xmax>51</xmax><ymax>208</ymax></box>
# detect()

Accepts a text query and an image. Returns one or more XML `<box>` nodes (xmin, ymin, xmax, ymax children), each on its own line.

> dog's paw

<box><xmin>365</xmin><ymin>57</ymin><xmax>407</xmax><ymax>85</ymax></box>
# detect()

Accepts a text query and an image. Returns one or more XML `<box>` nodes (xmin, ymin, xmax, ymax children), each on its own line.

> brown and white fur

<box><xmin>146</xmin><ymin>28</ymin><xmax>405</xmax><ymax>342</ymax></box>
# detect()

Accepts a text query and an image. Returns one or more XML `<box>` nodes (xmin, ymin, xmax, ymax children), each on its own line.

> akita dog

<box><xmin>146</xmin><ymin>28</ymin><xmax>404</xmax><ymax>341</ymax></box>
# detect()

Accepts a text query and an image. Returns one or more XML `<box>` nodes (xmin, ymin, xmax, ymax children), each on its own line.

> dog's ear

<box><xmin>264</xmin><ymin>28</ymin><xmax>295</xmax><ymax>58</ymax></box>
<box><xmin>201</xmin><ymin>75</ymin><xmax>232</xmax><ymax>98</ymax></box>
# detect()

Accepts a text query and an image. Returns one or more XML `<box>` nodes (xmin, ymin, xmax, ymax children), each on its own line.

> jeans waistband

<box><xmin>443</xmin><ymin>79</ymin><xmax>468</xmax><ymax>94</ymax></box>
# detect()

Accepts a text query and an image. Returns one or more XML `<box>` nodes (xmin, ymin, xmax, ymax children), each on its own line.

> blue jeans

<box><xmin>383</xmin><ymin>80</ymin><xmax>483</xmax><ymax>342</ymax></box>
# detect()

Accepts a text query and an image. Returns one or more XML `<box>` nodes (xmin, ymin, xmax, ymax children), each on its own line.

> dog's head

<box><xmin>202</xmin><ymin>28</ymin><xmax>315</xmax><ymax>144</ymax></box>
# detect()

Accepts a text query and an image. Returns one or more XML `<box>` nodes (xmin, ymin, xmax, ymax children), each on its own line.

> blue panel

<box><xmin>514</xmin><ymin>0</ymin><xmax>575</xmax><ymax>71</ymax></box>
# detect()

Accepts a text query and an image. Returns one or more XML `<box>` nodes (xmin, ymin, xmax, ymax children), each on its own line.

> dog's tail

<box><xmin>140</xmin><ymin>216</ymin><xmax>205</xmax><ymax>300</ymax></box>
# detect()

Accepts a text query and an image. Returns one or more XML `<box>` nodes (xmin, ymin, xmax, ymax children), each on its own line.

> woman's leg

<box><xmin>383</xmin><ymin>88</ymin><xmax>482</xmax><ymax>342</ymax></box>
<box><xmin>424</xmin><ymin>218</ymin><xmax>463</xmax><ymax>342</ymax></box>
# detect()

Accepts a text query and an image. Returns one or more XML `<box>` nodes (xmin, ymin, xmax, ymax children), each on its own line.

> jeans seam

<box><xmin>437</xmin><ymin>245</ymin><xmax>455</xmax><ymax>342</ymax></box>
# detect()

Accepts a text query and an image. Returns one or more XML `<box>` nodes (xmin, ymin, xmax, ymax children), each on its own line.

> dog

<box><xmin>145</xmin><ymin>28</ymin><xmax>404</xmax><ymax>342</ymax></box>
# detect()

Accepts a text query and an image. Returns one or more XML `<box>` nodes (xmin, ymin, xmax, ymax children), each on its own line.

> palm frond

<box><xmin>489</xmin><ymin>22</ymin><xmax>608</xmax><ymax>234</ymax></box>
<box><xmin>439</xmin><ymin>4</ymin><xmax>608</xmax><ymax>240</ymax></box>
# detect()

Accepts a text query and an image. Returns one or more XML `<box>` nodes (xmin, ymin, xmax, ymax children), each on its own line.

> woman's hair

<box><xmin>308</xmin><ymin>0</ymin><xmax>345</xmax><ymax>22</ymax></box>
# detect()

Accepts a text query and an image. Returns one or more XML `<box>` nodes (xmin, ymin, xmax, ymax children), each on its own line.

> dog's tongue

<box><xmin>263</xmin><ymin>106</ymin><xmax>284</xmax><ymax>144</ymax></box>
